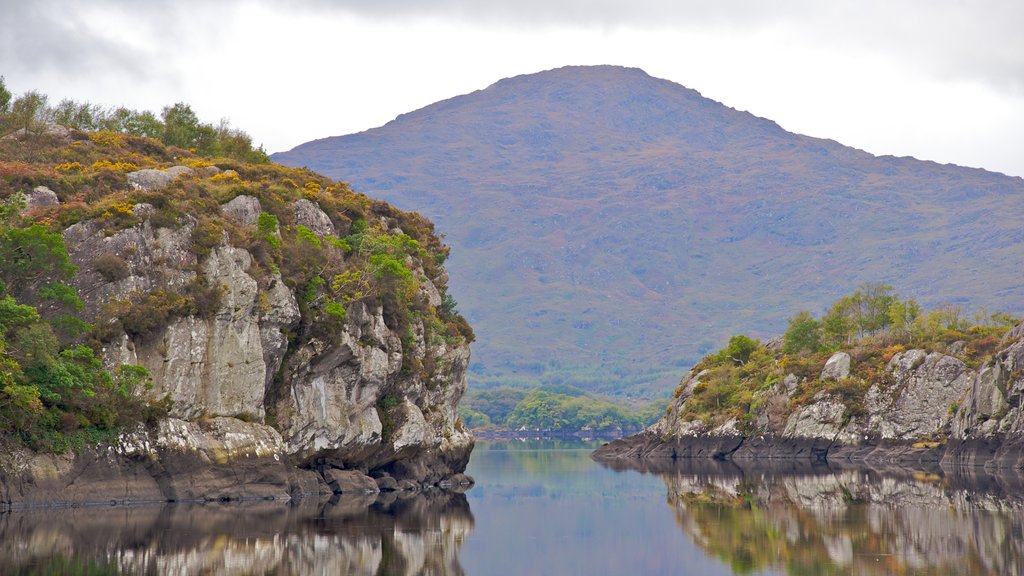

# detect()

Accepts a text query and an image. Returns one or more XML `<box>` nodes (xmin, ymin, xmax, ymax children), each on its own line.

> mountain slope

<box><xmin>274</xmin><ymin>65</ymin><xmax>1024</xmax><ymax>398</ymax></box>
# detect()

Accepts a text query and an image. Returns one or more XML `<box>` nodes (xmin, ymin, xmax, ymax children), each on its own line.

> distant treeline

<box><xmin>459</xmin><ymin>384</ymin><xmax>664</xmax><ymax>433</ymax></box>
<box><xmin>0</xmin><ymin>76</ymin><xmax>268</xmax><ymax>163</ymax></box>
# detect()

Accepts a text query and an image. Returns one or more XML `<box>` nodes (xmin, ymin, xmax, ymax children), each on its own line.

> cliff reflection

<box><xmin>600</xmin><ymin>458</ymin><xmax>1024</xmax><ymax>575</ymax></box>
<box><xmin>0</xmin><ymin>489</ymin><xmax>473</xmax><ymax>575</ymax></box>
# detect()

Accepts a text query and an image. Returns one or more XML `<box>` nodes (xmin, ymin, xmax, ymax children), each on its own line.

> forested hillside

<box><xmin>275</xmin><ymin>65</ymin><xmax>1024</xmax><ymax>399</ymax></box>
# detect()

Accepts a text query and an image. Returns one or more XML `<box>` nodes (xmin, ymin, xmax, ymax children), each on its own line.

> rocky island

<box><xmin>596</xmin><ymin>286</ymin><xmax>1024</xmax><ymax>470</ymax></box>
<box><xmin>0</xmin><ymin>105</ymin><xmax>474</xmax><ymax>509</ymax></box>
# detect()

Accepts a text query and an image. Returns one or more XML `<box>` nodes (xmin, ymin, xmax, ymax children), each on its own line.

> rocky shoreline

<box><xmin>596</xmin><ymin>323</ymin><xmax>1024</xmax><ymax>472</ymax></box>
<box><xmin>593</xmin><ymin>428</ymin><xmax>1024</xmax><ymax>471</ymax></box>
<box><xmin>0</xmin><ymin>416</ymin><xmax>473</xmax><ymax>512</ymax></box>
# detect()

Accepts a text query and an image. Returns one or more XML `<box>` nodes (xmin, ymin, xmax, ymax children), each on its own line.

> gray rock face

<box><xmin>294</xmin><ymin>198</ymin><xmax>336</xmax><ymax>236</ymax></box>
<box><xmin>323</xmin><ymin>469</ymin><xmax>379</xmax><ymax>494</ymax></box>
<box><xmin>126</xmin><ymin>166</ymin><xmax>193</xmax><ymax>191</ymax></box>
<box><xmin>54</xmin><ymin>202</ymin><xmax>473</xmax><ymax>496</ymax></box>
<box><xmin>820</xmin><ymin>352</ymin><xmax>851</xmax><ymax>381</ymax></box>
<box><xmin>125</xmin><ymin>246</ymin><xmax>283</xmax><ymax>420</ymax></box>
<box><xmin>221</xmin><ymin>194</ymin><xmax>262</xmax><ymax>226</ymax></box>
<box><xmin>1003</xmin><ymin>320</ymin><xmax>1024</xmax><ymax>345</ymax></box>
<box><xmin>0</xmin><ymin>417</ymin><xmax>299</xmax><ymax>509</ymax></box>
<box><xmin>275</xmin><ymin>300</ymin><xmax>473</xmax><ymax>483</ymax></box>
<box><xmin>599</xmin><ymin>332</ymin><xmax>1024</xmax><ymax>469</ymax></box>
<box><xmin>864</xmin><ymin>351</ymin><xmax>972</xmax><ymax>441</ymax></box>
<box><xmin>949</xmin><ymin>338</ymin><xmax>1024</xmax><ymax>450</ymax></box>
<box><xmin>64</xmin><ymin>216</ymin><xmax>199</xmax><ymax>313</ymax></box>
<box><xmin>784</xmin><ymin>395</ymin><xmax>848</xmax><ymax>440</ymax></box>
<box><xmin>22</xmin><ymin>186</ymin><xmax>59</xmax><ymax>213</ymax></box>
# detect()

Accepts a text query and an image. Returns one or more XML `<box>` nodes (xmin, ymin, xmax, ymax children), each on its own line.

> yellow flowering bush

<box><xmin>209</xmin><ymin>171</ymin><xmax>242</xmax><ymax>184</ymax></box>
<box><xmin>90</xmin><ymin>159</ymin><xmax>139</xmax><ymax>172</ymax></box>
<box><xmin>89</xmin><ymin>131</ymin><xmax>123</xmax><ymax>147</ymax></box>
<box><xmin>55</xmin><ymin>161</ymin><xmax>84</xmax><ymax>172</ymax></box>
<box><xmin>97</xmin><ymin>200</ymin><xmax>140</xmax><ymax>232</ymax></box>
<box><xmin>108</xmin><ymin>202</ymin><xmax>135</xmax><ymax>216</ymax></box>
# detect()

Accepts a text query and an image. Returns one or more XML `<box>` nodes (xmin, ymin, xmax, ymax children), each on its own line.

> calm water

<box><xmin>3</xmin><ymin>439</ymin><xmax>1023</xmax><ymax>575</ymax></box>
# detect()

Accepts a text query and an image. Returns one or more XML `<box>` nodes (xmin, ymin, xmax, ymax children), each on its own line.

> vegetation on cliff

<box><xmin>0</xmin><ymin>191</ymin><xmax>154</xmax><ymax>451</ymax></box>
<box><xmin>0</xmin><ymin>80</ymin><xmax>472</xmax><ymax>452</ymax></box>
<box><xmin>677</xmin><ymin>283</ymin><xmax>1018</xmax><ymax>429</ymax></box>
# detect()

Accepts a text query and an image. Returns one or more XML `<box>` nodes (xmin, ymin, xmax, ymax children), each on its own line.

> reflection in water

<box><xmin>0</xmin><ymin>489</ymin><xmax>473</xmax><ymax>575</ymax></box>
<box><xmin>603</xmin><ymin>458</ymin><xmax>1024</xmax><ymax>576</ymax></box>
<box><xmin>8</xmin><ymin>442</ymin><xmax>1022</xmax><ymax>575</ymax></box>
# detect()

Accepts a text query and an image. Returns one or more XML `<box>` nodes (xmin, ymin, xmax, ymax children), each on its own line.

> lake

<box><xmin>3</xmin><ymin>439</ymin><xmax>1023</xmax><ymax>574</ymax></box>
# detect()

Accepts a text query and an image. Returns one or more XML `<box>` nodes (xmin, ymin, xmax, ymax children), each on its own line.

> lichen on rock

<box><xmin>0</xmin><ymin>130</ymin><xmax>475</xmax><ymax>508</ymax></box>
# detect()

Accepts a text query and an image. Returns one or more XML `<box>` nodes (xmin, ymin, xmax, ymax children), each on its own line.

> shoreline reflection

<box><xmin>0</xmin><ymin>489</ymin><xmax>473</xmax><ymax>575</ymax></box>
<box><xmin>596</xmin><ymin>457</ymin><xmax>1024</xmax><ymax>575</ymax></box>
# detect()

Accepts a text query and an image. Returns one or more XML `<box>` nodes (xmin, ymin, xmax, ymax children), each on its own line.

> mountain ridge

<box><xmin>274</xmin><ymin>65</ymin><xmax>1024</xmax><ymax>398</ymax></box>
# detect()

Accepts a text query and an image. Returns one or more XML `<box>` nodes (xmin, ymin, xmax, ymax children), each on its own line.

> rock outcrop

<box><xmin>596</xmin><ymin>327</ymin><xmax>1024</xmax><ymax>471</ymax></box>
<box><xmin>1</xmin><ymin>182</ymin><xmax>474</xmax><ymax>509</ymax></box>
<box><xmin>126</xmin><ymin>166</ymin><xmax>195</xmax><ymax>191</ymax></box>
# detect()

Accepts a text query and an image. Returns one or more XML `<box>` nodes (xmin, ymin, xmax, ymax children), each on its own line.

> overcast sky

<box><xmin>2</xmin><ymin>0</ymin><xmax>1022</xmax><ymax>177</ymax></box>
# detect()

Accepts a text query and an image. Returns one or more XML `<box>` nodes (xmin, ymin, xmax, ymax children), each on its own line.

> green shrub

<box><xmin>115</xmin><ymin>290</ymin><xmax>195</xmax><ymax>341</ymax></box>
<box><xmin>191</xmin><ymin>217</ymin><xmax>223</xmax><ymax>260</ymax></box>
<box><xmin>713</xmin><ymin>334</ymin><xmax>760</xmax><ymax>365</ymax></box>
<box><xmin>92</xmin><ymin>254</ymin><xmax>130</xmax><ymax>282</ymax></box>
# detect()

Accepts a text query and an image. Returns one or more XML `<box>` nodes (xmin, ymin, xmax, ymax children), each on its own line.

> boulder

<box><xmin>23</xmin><ymin>186</ymin><xmax>59</xmax><ymax>213</ymax></box>
<box><xmin>195</xmin><ymin>165</ymin><xmax>222</xmax><ymax>177</ymax></box>
<box><xmin>1</xmin><ymin>122</ymin><xmax>71</xmax><ymax>142</ymax></box>
<box><xmin>127</xmin><ymin>169</ymin><xmax>174</xmax><ymax>191</ymax></box>
<box><xmin>821</xmin><ymin>352</ymin><xmax>851</xmax><ymax>381</ymax></box>
<box><xmin>375</xmin><ymin>475</ymin><xmax>399</xmax><ymax>492</ymax></box>
<box><xmin>165</xmin><ymin>165</ymin><xmax>195</xmax><ymax>179</ymax></box>
<box><xmin>294</xmin><ymin>198</ymin><xmax>336</xmax><ymax>236</ymax></box>
<box><xmin>323</xmin><ymin>469</ymin><xmax>379</xmax><ymax>494</ymax></box>
<box><xmin>221</xmin><ymin>194</ymin><xmax>262</xmax><ymax>226</ymax></box>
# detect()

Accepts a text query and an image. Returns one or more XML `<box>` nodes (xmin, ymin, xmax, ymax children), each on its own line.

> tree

<box><xmin>102</xmin><ymin>107</ymin><xmax>163</xmax><ymax>138</ymax></box>
<box><xmin>8</xmin><ymin>90</ymin><xmax>49</xmax><ymax>134</ymax></box>
<box><xmin>852</xmin><ymin>283</ymin><xmax>898</xmax><ymax>334</ymax></box>
<box><xmin>716</xmin><ymin>334</ymin><xmax>760</xmax><ymax>365</ymax></box>
<box><xmin>0</xmin><ymin>223</ymin><xmax>78</xmax><ymax>300</ymax></box>
<box><xmin>887</xmin><ymin>297</ymin><xmax>920</xmax><ymax>339</ymax></box>
<box><xmin>783</xmin><ymin>310</ymin><xmax>822</xmax><ymax>354</ymax></box>
<box><xmin>161</xmin><ymin>102</ymin><xmax>202</xmax><ymax>149</ymax></box>
<box><xmin>0</xmin><ymin>76</ymin><xmax>11</xmax><ymax>114</ymax></box>
<box><xmin>50</xmin><ymin>98</ymin><xmax>102</xmax><ymax>130</ymax></box>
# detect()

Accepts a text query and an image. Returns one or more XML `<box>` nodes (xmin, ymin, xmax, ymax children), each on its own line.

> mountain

<box><xmin>273</xmin><ymin>65</ymin><xmax>1024</xmax><ymax>398</ymax></box>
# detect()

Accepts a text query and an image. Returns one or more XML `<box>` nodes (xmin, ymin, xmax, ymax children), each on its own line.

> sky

<box><xmin>2</xmin><ymin>0</ymin><xmax>1023</xmax><ymax>177</ymax></box>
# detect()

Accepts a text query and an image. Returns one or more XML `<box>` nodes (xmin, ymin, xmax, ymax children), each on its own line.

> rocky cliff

<box><xmin>596</xmin><ymin>321</ymin><xmax>1024</xmax><ymax>471</ymax></box>
<box><xmin>0</xmin><ymin>128</ymin><xmax>474</xmax><ymax>509</ymax></box>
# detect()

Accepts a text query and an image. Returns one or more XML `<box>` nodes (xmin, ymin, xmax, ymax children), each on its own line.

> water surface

<box><xmin>4</xmin><ymin>439</ymin><xmax>1024</xmax><ymax>575</ymax></box>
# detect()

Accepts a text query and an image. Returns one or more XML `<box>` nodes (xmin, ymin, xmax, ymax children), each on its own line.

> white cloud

<box><xmin>1</xmin><ymin>0</ymin><xmax>1022</xmax><ymax>176</ymax></box>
